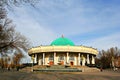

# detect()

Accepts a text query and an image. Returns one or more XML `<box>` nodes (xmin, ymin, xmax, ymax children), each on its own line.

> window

<box><xmin>58</xmin><ymin>55</ymin><xmax>64</xmax><ymax>61</ymax></box>
<box><xmin>49</xmin><ymin>54</ymin><xmax>54</xmax><ymax>61</ymax></box>
<box><xmin>69</xmin><ymin>54</ymin><xmax>74</xmax><ymax>60</ymax></box>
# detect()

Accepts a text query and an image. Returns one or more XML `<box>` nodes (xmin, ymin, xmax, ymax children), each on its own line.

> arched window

<box><xmin>49</xmin><ymin>54</ymin><xmax>54</xmax><ymax>61</ymax></box>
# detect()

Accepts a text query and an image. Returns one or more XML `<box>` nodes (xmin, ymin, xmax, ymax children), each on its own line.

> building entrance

<box><xmin>49</xmin><ymin>61</ymin><xmax>54</xmax><ymax>65</ymax></box>
<box><xmin>70</xmin><ymin>61</ymin><xmax>74</xmax><ymax>66</ymax></box>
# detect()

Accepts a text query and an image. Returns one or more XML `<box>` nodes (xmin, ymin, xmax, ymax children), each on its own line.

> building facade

<box><xmin>28</xmin><ymin>36</ymin><xmax>98</xmax><ymax>66</ymax></box>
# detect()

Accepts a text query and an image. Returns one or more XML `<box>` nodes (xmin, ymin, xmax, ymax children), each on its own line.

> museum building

<box><xmin>28</xmin><ymin>36</ymin><xmax>98</xmax><ymax>66</ymax></box>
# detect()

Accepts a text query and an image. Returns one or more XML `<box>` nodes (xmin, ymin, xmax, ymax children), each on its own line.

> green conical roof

<box><xmin>50</xmin><ymin>36</ymin><xmax>75</xmax><ymax>46</ymax></box>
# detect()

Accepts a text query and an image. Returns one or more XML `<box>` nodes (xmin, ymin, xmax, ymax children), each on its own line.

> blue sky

<box><xmin>8</xmin><ymin>0</ymin><xmax>120</xmax><ymax>51</ymax></box>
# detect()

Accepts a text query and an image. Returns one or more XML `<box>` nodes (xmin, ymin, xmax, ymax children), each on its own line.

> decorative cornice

<box><xmin>28</xmin><ymin>46</ymin><xmax>98</xmax><ymax>55</ymax></box>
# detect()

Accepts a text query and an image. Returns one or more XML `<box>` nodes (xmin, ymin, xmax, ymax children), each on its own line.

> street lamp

<box><xmin>112</xmin><ymin>56</ymin><xmax>115</xmax><ymax>70</ymax></box>
<box><xmin>31</xmin><ymin>55</ymin><xmax>34</xmax><ymax>72</ymax></box>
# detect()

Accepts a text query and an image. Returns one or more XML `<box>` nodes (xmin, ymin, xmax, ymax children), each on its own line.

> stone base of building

<box><xmin>20</xmin><ymin>65</ymin><xmax>100</xmax><ymax>72</ymax></box>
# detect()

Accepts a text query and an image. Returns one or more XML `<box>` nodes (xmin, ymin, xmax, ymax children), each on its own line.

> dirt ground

<box><xmin>0</xmin><ymin>70</ymin><xmax>120</xmax><ymax>80</ymax></box>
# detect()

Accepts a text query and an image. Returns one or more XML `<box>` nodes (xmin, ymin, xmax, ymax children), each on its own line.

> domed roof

<box><xmin>50</xmin><ymin>36</ymin><xmax>75</xmax><ymax>46</ymax></box>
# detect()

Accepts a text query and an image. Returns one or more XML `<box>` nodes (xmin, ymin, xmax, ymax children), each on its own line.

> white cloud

<box><xmin>6</xmin><ymin>0</ymin><xmax>120</xmax><ymax>63</ymax></box>
<box><xmin>33</xmin><ymin>0</ymin><xmax>120</xmax><ymax>37</ymax></box>
<box><xmin>84</xmin><ymin>32</ymin><xmax>120</xmax><ymax>51</ymax></box>
<box><xmin>8</xmin><ymin>6</ymin><xmax>58</xmax><ymax>46</ymax></box>
<box><xmin>7</xmin><ymin>0</ymin><xmax>120</xmax><ymax>50</ymax></box>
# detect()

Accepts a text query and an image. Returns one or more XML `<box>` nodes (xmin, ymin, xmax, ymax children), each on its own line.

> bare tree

<box><xmin>13</xmin><ymin>53</ymin><xmax>24</xmax><ymax>65</ymax></box>
<box><xmin>96</xmin><ymin>47</ymin><xmax>120</xmax><ymax>69</ymax></box>
<box><xmin>0</xmin><ymin>0</ymin><xmax>32</xmax><ymax>70</ymax></box>
<box><xmin>0</xmin><ymin>58</ymin><xmax>4</xmax><ymax>68</ymax></box>
<box><xmin>0</xmin><ymin>5</ymin><xmax>31</xmax><ymax>55</ymax></box>
<box><xmin>0</xmin><ymin>6</ymin><xmax>31</xmax><ymax>70</ymax></box>
<box><xmin>0</xmin><ymin>56</ymin><xmax>10</xmax><ymax>69</ymax></box>
<box><xmin>0</xmin><ymin>18</ymin><xmax>30</xmax><ymax>54</ymax></box>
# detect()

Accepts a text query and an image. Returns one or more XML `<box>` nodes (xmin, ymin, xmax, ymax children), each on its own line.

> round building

<box><xmin>28</xmin><ymin>36</ymin><xmax>98</xmax><ymax>66</ymax></box>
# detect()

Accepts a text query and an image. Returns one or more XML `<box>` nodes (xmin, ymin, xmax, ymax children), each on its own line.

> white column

<box><xmin>82</xmin><ymin>55</ymin><xmax>85</xmax><ymax>66</ymax></box>
<box><xmin>87</xmin><ymin>54</ymin><xmax>90</xmax><ymax>64</ymax></box>
<box><xmin>78</xmin><ymin>53</ymin><xmax>81</xmax><ymax>65</ymax></box>
<box><xmin>34</xmin><ymin>54</ymin><xmax>37</xmax><ymax>63</ymax></box>
<box><xmin>66</xmin><ymin>52</ymin><xmax>69</xmax><ymax>64</ymax></box>
<box><xmin>54</xmin><ymin>52</ymin><xmax>57</xmax><ymax>65</ymax></box>
<box><xmin>92</xmin><ymin>55</ymin><xmax>95</xmax><ymax>64</ymax></box>
<box><xmin>43</xmin><ymin>53</ymin><xmax>45</xmax><ymax>65</ymax></box>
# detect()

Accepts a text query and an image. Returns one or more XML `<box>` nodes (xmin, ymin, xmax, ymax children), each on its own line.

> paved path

<box><xmin>0</xmin><ymin>70</ymin><xmax>120</xmax><ymax>80</ymax></box>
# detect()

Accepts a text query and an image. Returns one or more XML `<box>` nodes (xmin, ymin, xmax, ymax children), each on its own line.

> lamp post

<box><xmin>112</xmin><ymin>56</ymin><xmax>115</xmax><ymax>70</ymax></box>
<box><xmin>31</xmin><ymin>55</ymin><xmax>34</xmax><ymax>72</ymax></box>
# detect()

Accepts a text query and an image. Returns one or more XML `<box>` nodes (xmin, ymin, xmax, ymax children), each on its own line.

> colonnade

<box><xmin>32</xmin><ymin>52</ymin><xmax>95</xmax><ymax>66</ymax></box>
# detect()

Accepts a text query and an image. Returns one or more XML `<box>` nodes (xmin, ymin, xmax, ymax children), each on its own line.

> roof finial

<box><xmin>62</xmin><ymin>34</ymin><xmax>64</xmax><ymax>38</ymax></box>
